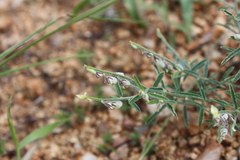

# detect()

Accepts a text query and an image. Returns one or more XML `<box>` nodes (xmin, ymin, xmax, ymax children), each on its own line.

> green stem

<box><xmin>139</xmin><ymin>116</ymin><xmax>171</xmax><ymax>160</ymax></box>
<box><xmin>84</xmin><ymin>65</ymin><xmax>147</xmax><ymax>90</ymax></box>
<box><xmin>87</xmin><ymin>95</ymin><xmax>136</xmax><ymax>101</ymax></box>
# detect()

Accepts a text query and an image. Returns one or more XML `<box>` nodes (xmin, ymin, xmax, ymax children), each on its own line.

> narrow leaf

<box><xmin>203</xmin><ymin>59</ymin><xmax>209</xmax><ymax>77</ymax></box>
<box><xmin>129</xmin><ymin>94</ymin><xmax>141</xmax><ymax>103</ymax></box>
<box><xmin>207</xmin><ymin>79</ymin><xmax>222</xmax><ymax>86</ymax></box>
<box><xmin>222</xmin><ymin>75</ymin><xmax>235</xmax><ymax>83</ymax></box>
<box><xmin>183</xmin><ymin>70</ymin><xmax>199</xmax><ymax>78</ymax></box>
<box><xmin>19</xmin><ymin>120</ymin><xmax>65</xmax><ymax>149</ymax></box>
<box><xmin>220</xmin><ymin>46</ymin><xmax>235</xmax><ymax>52</ymax></box>
<box><xmin>148</xmin><ymin>87</ymin><xmax>163</xmax><ymax>92</ymax></box>
<box><xmin>183</xmin><ymin>106</ymin><xmax>188</xmax><ymax>126</ymax></box>
<box><xmin>206</xmin><ymin>124</ymin><xmax>215</xmax><ymax>130</ymax></box>
<box><xmin>172</xmin><ymin>71</ymin><xmax>181</xmax><ymax>91</ymax></box>
<box><xmin>153</xmin><ymin>72</ymin><xmax>164</xmax><ymax>87</ymax></box>
<box><xmin>221</xmin><ymin>66</ymin><xmax>235</xmax><ymax>81</ymax></box>
<box><xmin>233</xmin><ymin>70</ymin><xmax>240</xmax><ymax>83</ymax></box>
<box><xmin>128</xmin><ymin>101</ymin><xmax>141</xmax><ymax>112</ymax></box>
<box><xmin>114</xmin><ymin>82</ymin><xmax>123</xmax><ymax>97</ymax></box>
<box><xmin>153</xmin><ymin>64</ymin><xmax>161</xmax><ymax>75</ymax></box>
<box><xmin>148</xmin><ymin>93</ymin><xmax>169</xmax><ymax>101</ymax></box>
<box><xmin>170</xmin><ymin>92</ymin><xmax>201</xmax><ymax>100</ymax></box>
<box><xmin>191</xmin><ymin>59</ymin><xmax>208</xmax><ymax>71</ymax></box>
<box><xmin>211</xmin><ymin>98</ymin><xmax>230</xmax><ymax>107</ymax></box>
<box><xmin>198</xmin><ymin>107</ymin><xmax>204</xmax><ymax>127</ymax></box>
<box><xmin>133</xmin><ymin>75</ymin><xmax>144</xmax><ymax>90</ymax></box>
<box><xmin>221</xmin><ymin>48</ymin><xmax>240</xmax><ymax>66</ymax></box>
<box><xmin>166</xmin><ymin>104</ymin><xmax>177</xmax><ymax>117</ymax></box>
<box><xmin>147</xmin><ymin>100</ymin><xmax>160</xmax><ymax>105</ymax></box>
<box><xmin>205</xmin><ymin>86</ymin><xmax>223</xmax><ymax>92</ymax></box>
<box><xmin>197</xmin><ymin>80</ymin><xmax>207</xmax><ymax>101</ymax></box>
<box><xmin>229</xmin><ymin>84</ymin><xmax>238</xmax><ymax>109</ymax></box>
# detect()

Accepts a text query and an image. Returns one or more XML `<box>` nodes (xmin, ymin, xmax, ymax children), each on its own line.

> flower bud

<box><xmin>115</xmin><ymin>72</ymin><xmax>125</xmax><ymax>76</ymax></box>
<box><xmin>104</xmin><ymin>76</ymin><xmax>118</xmax><ymax>85</ymax></box>
<box><xmin>144</xmin><ymin>52</ymin><xmax>153</xmax><ymax>58</ymax></box>
<box><xmin>101</xmin><ymin>100</ymin><xmax>123</xmax><ymax>110</ymax></box>
<box><xmin>220</xmin><ymin>127</ymin><xmax>228</xmax><ymax>139</ymax></box>
<box><xmin>95</xmin><ymin>72</ymin><xmax>103</xmax><ymax>78</ymax></box>
<box><xmin>119</xmin><ymin>79</ymin><xmax>131</xmax><ymax>88</ymax></box>
<box><xmin>87</xmin><ymin>68</ymin><xmax>96</xmax><ymax>74</ymax></box>
<box><xmin>233</xmin><ymin>34</ymin><xmax>240</xmax><ymax>40</ymax></box>
<box><xmin>153</xmin><ymin>56</ymin><xmax>166</xmax><ymax>68</ymax></box>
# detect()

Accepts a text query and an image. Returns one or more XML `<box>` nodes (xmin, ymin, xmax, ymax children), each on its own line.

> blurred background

<box><xmin>0</xmin><ymin>0</ymin><xmax>240</xmax><ymax>159</ymax></box>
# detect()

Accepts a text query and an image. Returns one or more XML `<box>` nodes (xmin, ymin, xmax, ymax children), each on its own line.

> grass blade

<box><xmin>0</xmin><ymin>54</ymin><xmax>93</xmax><ymax>77</ymax></box>
<box><xmin>0</xmin><ymin>0</ymin><xmax>117</xmax><ymax>67</ymax></box>
<box><xmin>7</xmin><ymin>94</ymin><xmax>21</xmax><ymax>159</ymax></box>
<box><xmin>72</xmin><ymin>0</ymin><xmax>89</xmax><ymax>16</ymax></box>
<box><xmin>0</xmin><ymin>19</ymin><xmax>57</xmax><ymax>60</ymax></box>
<box><xmin>180</xmin><ymin>0</ymin><xmax>193</xmax><ymax>42</ymax></box>
<box><xmin>229</xmin><ymin>84</ymin><xmax>238</xmax><ymax>109</ymax></box>
<box><xmin>221</xmin><ymin>48</ymin><xmax>240</xmax><ymax>66</ymax></box>
<box><xmin>19</xmin><ymin>120</ymin><xmax>66</xmax><ymax>149</ymax></box>
<box><xmin>0</xmin><ymin>140</ymin><xmax>5</xmax><ymax>155</ymax></box>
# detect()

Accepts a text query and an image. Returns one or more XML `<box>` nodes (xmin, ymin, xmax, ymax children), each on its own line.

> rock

<box><xmin>123</xmin><ymin>117</ymin><xmax>135</xmax><ymax>130</ymax></box>
<box><xmin>81</xmin><ymin>153</ymin><xmax>98</xmax><ymax>160</ymax></box>
<box><xmin>196</xmin><ymin>142</ymin><xmax>222</xmax><ymax>160</ymax></box>
<box><xmin>109</xmin><ymin>144</ymin><xmax>128</xmax><ymax>160</ymax></box>
<box><xmin>109</xmin><ymin>109</ymin><xmax>123</xmax><ymax>121</ymax></box>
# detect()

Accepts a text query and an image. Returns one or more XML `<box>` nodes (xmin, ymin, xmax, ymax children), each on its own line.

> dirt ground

<box><xmin>0</xmin><ymin>0</ymin><xmax>240</xmax><ymax>160</ymax></box>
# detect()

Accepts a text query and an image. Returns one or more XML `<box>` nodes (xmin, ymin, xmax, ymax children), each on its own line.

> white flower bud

<box><xmin>220</xmin><ymin>127</ymin><xmax>228</xmax><ymax>139</ymax></box>
<box><xmin>154</xmin><ymin>56</ymin><xmax>166</xmax><ymax>68</ymax></box>
<box><xmin>104</xmin><ymin>76</ymin><xmax>118</xmax><ymax>85</ymax></box>
<box><xmin>95</xmin><ymin>72</ymin><xmax>103</xmax><ymax>78</ymax></box>
<box><xmin>233</xmin><ymin>34</ymin><xmax>240</xmax><ymax>40</ymax></box>
<box><xmin>87</xmin><ymin>68</ymin><xmax>96</xmax><ymax>74</ymax></box>
<box><xmin>115</xmin><ymin>72</ymin><xmax>125</xmax><ymax>76</ymax></box>
<box><xmin>220</xmin><ymin>113</ymin><xmax>228</xmax><ymax>121</ymax></box>
<box><xmin>119</xmin><ymin>79</ymin><xmax>131</xmax><ymax>88</ymax></box>
<box><xmin>101</xmin><ymin>100</ymin><xmax>123</xmax><ymax>110</ymax></box>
